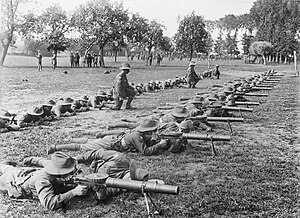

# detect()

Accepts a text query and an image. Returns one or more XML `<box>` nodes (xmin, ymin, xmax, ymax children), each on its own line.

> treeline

<box><xmin>1</xmin><ymin>0</ymin><xmax>299</xmax><ymax>66</ymax></box>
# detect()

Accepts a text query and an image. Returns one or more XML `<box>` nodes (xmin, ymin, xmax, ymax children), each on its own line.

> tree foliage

<box><xmin>249</xmin><ymin>41</ymin><xmax>273</xmax><ymax>64</ymax></box>
<box><xmin>174</xmin><ymin>11</ymin><xmax>208</xmax><ymax>60</ymax></box>
<box><xmin>72</xmin><ymin>0</ymin><xmax>130</xmax><ymax>66</ymax></box>
<box><xmin>250</xmin><ymin>0</ymin><xmax>300</xmax><ymax>56</ymax></box>
<box><xmin>0</xmin><ymin>0</ymin><xmax>29</xmax><ymax>66</ymax></box>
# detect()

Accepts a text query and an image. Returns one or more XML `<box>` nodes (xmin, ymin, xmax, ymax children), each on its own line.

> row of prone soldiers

<box><xmin>45</xmin><ymin>69</ymin><xmax>280</xmax><ymax>157</ymax></box>
<box><xmin>0</xmin><ymin>69</ymin><xmax>279</xmax><ymax>212</ymax></box>
<box><xmin>0</xmin><ymin>72</ymin><xmax>187</xmax><ymax>133</ymax></box>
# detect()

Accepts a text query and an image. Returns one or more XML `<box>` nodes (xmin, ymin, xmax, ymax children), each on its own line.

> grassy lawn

<box><xmin>0</xmin><ymin>55</ymin><xmax>299</xmax><ymax>217</ymax></box>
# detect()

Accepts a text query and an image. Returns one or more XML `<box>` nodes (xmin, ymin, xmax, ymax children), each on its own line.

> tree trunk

<box><xmin>279</xmin><ymin>53</ymin><xmax>282</xmax><ymax>63</ymax></box>
<box><xmin>125</xmin><ymin>48</ymin><xmax>129</xmax><ymax>61</ymax></box>
<box><xmin>0</xmin><ymin>42</ymin><xmax>10</xmax><ymax>66</ymax></box>
<box><xmin>114</xmin><ymin>50</ymin><xmax>117</xmax><ymax>62</ymax></box>
<box><xmin>262</xmin><ymin>55</ymin><xmax>267</xmax><ymax>65</ymax></box>
<box><xmin>99</xmin><ymin>46</ymin><xmax>105</xmax><ymax>67</ymax></box>
<box><xmin>190</xmin><ymin>48</ymin><xmax>193</xmax><ymax>61</ymax></box>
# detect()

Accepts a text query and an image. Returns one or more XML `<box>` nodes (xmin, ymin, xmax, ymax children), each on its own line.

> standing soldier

<box><xmin>100</xmin><ymin>63</ymin><xmax>136</xmax><ymax>110</ymax></box>
<box><xmin>213</xmin><ymin>64</ymin><xmax>221</xmax><ymax>79</ymax></box>
<box><xmin>93</xmin><ymin>54</ymin><xmax>98</xmax><ymax>68</ymax></box>
<box><xmin>75</xmin><ymin>51</ymin><xmax>80</xmax><ymax>68</ymax></box>
<box><xmin>185</xmin><ymin>61</ymin><xmax>200</xmax><ymax>88</ymax></box>
<box><xmin>70</xmin><ymin>52</ymin><xmax>75</xmax><ymax>68</ymax></box>
<box><xmin>51</xmin><ymin>51</ymin><xmax>57</xmax><ymax>70</ymax></box>
<box><xmin>156</xmin><ymin>53</ymin><xmax>162</xmax><ymax>66</ymax></box>
<box><xmin>36</xmin><ymin>50</ymin><xmax>43</xmax><ymax>71</ymax></box>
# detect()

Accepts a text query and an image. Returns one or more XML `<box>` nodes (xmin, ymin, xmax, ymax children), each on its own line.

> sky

<box><xmin>29</xmin><ymin>0</ymin><xmax>256</xmax><ymax>37</ymax></box>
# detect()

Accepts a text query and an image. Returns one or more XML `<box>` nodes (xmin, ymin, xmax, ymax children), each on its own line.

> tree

<box><xmin>105</xmin><ymin>4</ymin><xmax>129</xmax><ymax>62</ymax></box>
<box><xmin>0</xmin><ymin>0</ymin><xmax>29</xmax><ymax>66</ymax></box>
<box><xmin>214</xmin><ymin>34</ymin><xmax>226</xmax><ymax>56</ymax></box>
<box><xmin>72</xmin><ymin>0</ymin><xmax>127</xmax><ymax>67</ymax></box>
<box><xmin>250</xmin><ymin>0</ymin><xmax>300</xmax><ymax>61</ymax></box>
<box><xmin>23</xmin><ymin>37</ymin><xmax>52</xmax><ymax>56</ymax></box>
<box><xmin>125</xmin><ymin>13</ymin><xmax>149</xmax><ymax>60</ymax></box>
<box><xmin>241</xmin><ymin>33</ymin><xmax>254</xmax><ymax>55</ymax></box>
<box><xmin>142</xmin><ymin>20</ymin><xmax>164</xmax><ymax>63</ymax></box>
<box><xmin>39</xmin><ymin>6</ymin><xmax>70</xmax><ymax>57</ymax></box>
<box><xmin>218</xmin><ymin>14</ymin><xmax>241</xmax><ymax>57</ymax></box>
<box><xmin>157</xmin><ymin>36</ymin><xmax>172</xmax><ymax>54</ymax></box>
<box><xmin>174</xmin><ymin>12</ymin><xmax>208</xmax><ymax>61</ymax></box>
<box><xmin>249</xmin><ymin>41</ymin><xmax>273</xmax><ymax>64</ymax></box>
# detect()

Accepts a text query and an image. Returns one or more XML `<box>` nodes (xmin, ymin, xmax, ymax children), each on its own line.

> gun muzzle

<box><xmin>106</xmin><ymin>178</ymin><xmax>180</xmax><ymax>195</ymax></box>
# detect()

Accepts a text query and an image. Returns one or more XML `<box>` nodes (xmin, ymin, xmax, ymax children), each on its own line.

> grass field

<box><xmin>0</xmin><ymin>55</ymin><xmax>299</xmax><ymax>218</ymax></box>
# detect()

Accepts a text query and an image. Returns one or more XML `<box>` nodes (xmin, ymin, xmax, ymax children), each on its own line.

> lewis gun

<box><xmin>159</xmin><ymin>131</ymin><xmax>231</xmax><ymax>155</ymax></box>
<box><xmin>67</xmin><ymin>173</ymin><xmax>179</xmax><ymax>217</ymax></box>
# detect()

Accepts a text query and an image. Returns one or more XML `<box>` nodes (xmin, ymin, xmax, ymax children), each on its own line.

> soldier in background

<box><xmin>36</xmin><ymin>50</ymin><xmax>43</xmax><ymax>71</ymax></box>
<box><xmin>185</xmin><ymin>61</ymin><xmax>200</xmax><ymax>88</ymax></box>
<box><xmin>51</xmin><ymin>51</ymin><xmax>57</xmax><ymax>70</ymax></box>
<box><xmin>93</xmin><ymin>54</ymin><xmax>98</xmax><ymax>68</ymax></box>
<box><xmin>70</xmin><ymin>52</ymin><xmax>75</xmax><ymax>68</ymax></box>
<box><xmin>74</xmin><ymin>51</ymin><xmax>80</xmax><ymax>68</ymax></box>
<box><xmin>14</xmin><ymin>106</ymin><xmax>44</xmax><ymax>128</ymax></box>
<box><xmin>99</xmin><ymin>63</ymin><xmax>136</xmax><ymax>110</ymax></box>
<box><xmin>213</xmin><ymin>64</ymin><xmax>221</xmax><ymax>79</ymax></box>
<box><xmin>52</xmin><ymin>98</ymin><xmax>76</xmax><ymax>118</ymax></box>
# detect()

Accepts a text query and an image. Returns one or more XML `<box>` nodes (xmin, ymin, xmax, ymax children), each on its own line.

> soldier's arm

<box><xmin>130</xmin><ymin>132</ymin><xmax>167</xmax><ymax>156</ymax></box>
<box><xmin>35</xmin><ymin>175</ymin><xmax>75</xmax><ymax>210</ymax></box>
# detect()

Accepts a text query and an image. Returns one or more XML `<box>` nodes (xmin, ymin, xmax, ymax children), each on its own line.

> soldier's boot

<box><xmin>125</xmin><ymin>96</ymin><xmax>135</xmax><ymax>109</ymax></box>
<box><xmin>100</xmin><ymin>99</ymin><xmax>123</xmax><ymax>110</ymax></box>
<box><xmin>23</xmin><ymin>157</ymin><xmax>48</xmax><ymax>167</ymax></box>
<box><xmin>0</xmin><ymin>160</ymin><xmax>17</xmax><ymax>167</ymax></box>
<box><xmin>47</xmin><ymin>143</ymin><xmax>81</xmax><ymax>155</ymax></box>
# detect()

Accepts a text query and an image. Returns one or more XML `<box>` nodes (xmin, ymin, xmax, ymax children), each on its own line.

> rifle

<box><xmin>221</xmin><ymin>106</ymin><xmax>253</xmax><ymax>112</ymax></box>
<box><xmin>68</xmin><ymin>173</ymin><xmax>179</xmax><ymax>217</ymax></box>
<box><xmin>250</xmin><ymin>87</ymin><xmax>272</xmax><ymax>91</ymax></box>
<box><xmin>159</xmin><ymin>131</ymin><xmax>231</xmax><ymax>155</ymax></box>
<box><xmin>206</xmin><ymin>116</ymin><xmax>244</xmax><ymax>134</ymax></box>
<box><xmin>234</xmin><ymin>101</ymin><xmax>260</xmax><ymax>106</ymax></box>
<box><xmin>244</xmin><ymin>93</ymin><xmax>268</xmax><ymax>97</ymax></box>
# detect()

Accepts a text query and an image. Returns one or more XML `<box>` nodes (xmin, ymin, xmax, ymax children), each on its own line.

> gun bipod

<box><xmin>141</xmin><ymin>182</ymin><xmax>162</xmax><ymax>217</ymax></box>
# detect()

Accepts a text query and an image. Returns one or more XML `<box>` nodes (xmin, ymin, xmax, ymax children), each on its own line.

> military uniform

<box><xmin>36</xmin><ymin>51</ymin><xmax>42</xmax><ymax>71</ymax></box>
<box><xmin>101</xmin><ymin>63</ymin><xmax>135</xmax><ymax>110</ymax></box>
<box><xmin>48</xmin><ymin>119</ymin><xmax>169</xmax><ymax>156</ymax></box>
<box><xmin>185</xmin><ymin>61</ymin><xmax>200</xmax><ymax>88</ymax></box>
<box><xmin>52</xmin><ymin>99</ymin><xmax>76</xmax><ymax>118</ymax></box>
<box><xmin>0</xmin><ymin>153</ymin><xmax>84</xmax><ymax>210</ymax></box>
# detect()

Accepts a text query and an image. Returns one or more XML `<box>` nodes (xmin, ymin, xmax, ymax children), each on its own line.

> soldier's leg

<box><xmin>110</xmin><ymin>98</ymin><xmax>123</xmax><ymax>110</ymax></box>
<box><xmin>47</xmin><ymin>143</ymin><xmax>81</xmax><ymax>154</ymax></box>
<box><xmin>0</xmin><ymin>164</ymin><xmax>23</xmax><ymax>197</ymax></box>
<box><xmin>64</xmin><ymin>137</ymin><xmax>89</xmax><ymax>144</ymax></box>
<box><xmin>23</xmin><ymin>157</ymin><xmax>50</xmax><ymax>167</ymax></box>
<box><xmin>125</xmin><ymin>89</ymin><xmax>136</xmax><ymax>109</ymax></box>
